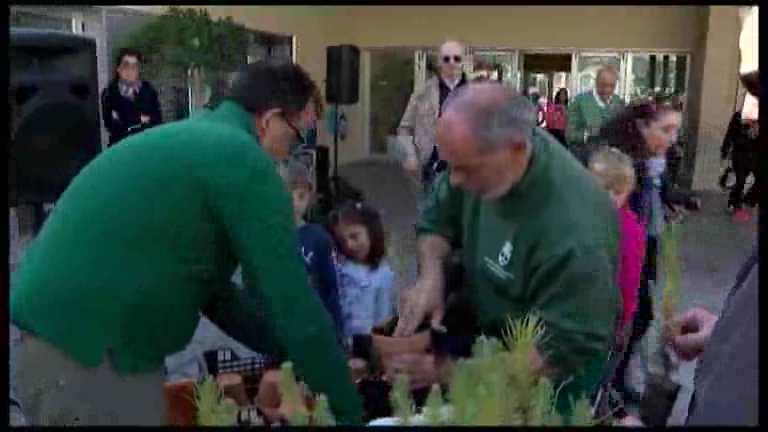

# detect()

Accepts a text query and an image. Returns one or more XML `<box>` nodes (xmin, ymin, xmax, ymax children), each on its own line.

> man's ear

<box><xmin>509</xmin><ymin>139</ymin><xmax>529</xmax><ymax>157</ymax></box>
<box><xmin>255</xmin><ymin>108</ymin><xmax>281</xmax><ymax>132</ymax></box>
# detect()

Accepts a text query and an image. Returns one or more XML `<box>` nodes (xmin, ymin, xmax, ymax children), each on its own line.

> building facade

<box><xmin>11</xmin><ymin>5</ymin><xmax>753</xmax><ymax>191</ymax></box>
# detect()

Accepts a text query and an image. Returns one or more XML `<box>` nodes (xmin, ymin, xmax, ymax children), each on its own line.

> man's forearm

<box><xmin>416</xmin><ymin>234</ymin><xmax>452</xmax><ymax>282</ymax></box>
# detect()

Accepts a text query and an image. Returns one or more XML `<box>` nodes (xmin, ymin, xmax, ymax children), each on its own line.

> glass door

<box><xmin>573</xmin><ymin>52</ymin><xmax>627</xmax><ymax>98</ymax></box>
<box><xmin>470</xmin><ymin>49</ymin><xmax>519</xmax><ymax>84</ymax></box>
<box><xmin>368</xmin><ymin>48</ymin><xmax>415</xmax><ymax>155</ymax></box>
<box><xmin>625</xmin><ymin>52</ymin><xmax>689</xmax><ymax>103</ymax></box>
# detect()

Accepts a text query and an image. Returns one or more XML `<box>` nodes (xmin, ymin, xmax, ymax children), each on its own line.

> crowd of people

<box><xmin>9</xmin><ymin>39</ymin><xmax>759</xmax><ymax>427</ymax></box>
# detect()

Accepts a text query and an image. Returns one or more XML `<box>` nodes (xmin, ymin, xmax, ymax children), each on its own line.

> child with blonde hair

<box><xmin>589</xmin><ymin>147</ymin><xmax>646</xmax><ymax>351</ymax></box>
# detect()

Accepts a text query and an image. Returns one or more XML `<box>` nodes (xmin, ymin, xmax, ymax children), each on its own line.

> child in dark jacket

<box><xmin>284</xmin><ymin>160</ymin><xmax>345</xmax><ymax>342</ymax></box>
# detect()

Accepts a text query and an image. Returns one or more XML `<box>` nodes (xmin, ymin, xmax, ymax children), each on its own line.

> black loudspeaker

<box><xmin>325</xmin><ymin>45</ymin><xmax>360</xmax><ymax>105</ymax></box>
<box><xmin>9</xmin><ymin>29</ymin><xmax>102</xmax><ymax>208</ymax></box>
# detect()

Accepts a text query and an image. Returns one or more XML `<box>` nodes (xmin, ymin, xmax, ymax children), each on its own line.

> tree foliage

<box><xmin>118</xmin><ymin>7</ymin><xmax>250</xmax><ymax>82</ymax></box>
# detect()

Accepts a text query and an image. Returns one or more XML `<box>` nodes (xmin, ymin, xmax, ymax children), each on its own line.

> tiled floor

<box><xmin>337</xmin><ymin>157</ymin><xmax>757</xmax><ymax>425</ymax></box>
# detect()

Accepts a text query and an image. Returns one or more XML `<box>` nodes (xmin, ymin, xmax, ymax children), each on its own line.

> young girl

<box><xmin>328</xmin><ymin>202</ymin><xmax>395</xmax><ymax>344</ymax></box>
<box><xmin>589</xmin><ymin>147</ymin><xmax>647</xmax><ymax>352</ymax></box>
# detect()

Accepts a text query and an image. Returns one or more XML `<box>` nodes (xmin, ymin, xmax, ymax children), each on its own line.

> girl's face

<box><xmin>610</xmin><ymin>188</ymin><xmax>631</xmax><ymax>210</ymax></box>
<box><xmin>292</xmin><ymin>186</ymin><xmax>312</xmax><ymax>220</ymax></box>
<box><xmin>641</xmin><ymin>111</ymin><xmax>681</xmax><ymax>156</ymax></box>
<box><xmin>117</xmin><ymin>55</ymin><xmax>140</xmax><ymax>82</ymax></box>
<box><xmin>334</xmin><ymin>222</ymin><xmax>371</xmax><ymax>263</ymax></box>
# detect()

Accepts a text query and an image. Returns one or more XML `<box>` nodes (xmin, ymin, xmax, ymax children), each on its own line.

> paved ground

<box><xmin>337</xmin><ymin>157</ymin><xmax>757</xmax><ymax>425</ymax></box>
<box><xmin>10</xmin><ymin>156</ymin><xmax>756</xmax><ymax>425</ymax></box>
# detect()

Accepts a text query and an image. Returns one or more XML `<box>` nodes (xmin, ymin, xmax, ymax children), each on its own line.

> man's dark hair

<box><xmin>229</xmin><ymin>60</ymin><xmax>320</xmax><ymax>118</ymax></box>
<box><xmin>115</xmin><ymin>48</ymin><xmax>143</xmax><ymax>66</ymax></box>
<box><xmin>327</xmin><ymin>201</ymin><xmax>387</xmax><ymax>269</ymax></box>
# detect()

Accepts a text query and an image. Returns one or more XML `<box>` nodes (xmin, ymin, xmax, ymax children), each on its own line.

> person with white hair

<box><xmin>565</xmin><ymin>66</ymin><xmax>625</xmax><ymax>164</ymax></box>
<box><xmin>398</xmin><ymin>40</ymin><xmax>469</xmax><ymax>193</ymax></box>
<box><xmin>392</xmin><ymin>83</ymin><xmax>621</xmax><ymax>418</ymax></box>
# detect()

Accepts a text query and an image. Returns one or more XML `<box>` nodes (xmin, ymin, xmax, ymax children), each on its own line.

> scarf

<box><xmin>118</xmin><ymin>80</ymin><xmax>142</xmax><ymax>101</ymax></box>
<box><xmin>643</xmin><ymin>156</ymin><xmax>667</xmax><ymax>238</ymax></box>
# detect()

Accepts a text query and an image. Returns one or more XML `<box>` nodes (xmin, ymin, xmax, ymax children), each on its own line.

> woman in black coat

<box><xmin>101</xmin><ymin>48</ymin><xmax>162</xmax><ymax>146</ymax></box>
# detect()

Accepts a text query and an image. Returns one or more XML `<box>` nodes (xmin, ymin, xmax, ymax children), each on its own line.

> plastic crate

<box><xmin>203</xmin><ymin>349</ymin><xmax>280</xmax><ymax>401</ymax></box>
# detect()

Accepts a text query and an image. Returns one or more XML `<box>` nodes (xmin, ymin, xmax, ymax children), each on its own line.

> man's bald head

<box><xmin>438</xmin><ymin>40</ymin><xmax>465</xmax><ymax>80</ymax></box>
<box><xmin>595</xmin><ymin>66</ymin><xmax>619</xmax><ymax>101</ymax></box>
<box><xmin>442</xmin><ymin>82</ymin><xmax>537</xmax><ymax>153</ymax></box>
<box><xmin>436</xmin><ymin>82</ymin><xmax>537</xmax><ymax>200</ymax></box>
<box><xmin>440</xmin><ymin>40</ymin><xmax>464</xmax><ymax>55</ymax></box>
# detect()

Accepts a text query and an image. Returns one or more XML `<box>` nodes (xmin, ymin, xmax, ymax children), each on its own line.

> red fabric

<box><xmin>617</xmin><ymin>206</ymin><xmax>646</xmax><ymax>337</ymax></box>
<box><xmin>544</xmin><ymin>103</ymin><xmax>567</xmax><ymax>131</ymax></box>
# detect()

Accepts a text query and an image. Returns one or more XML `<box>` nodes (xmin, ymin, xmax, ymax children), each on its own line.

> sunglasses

<box><xmin>442</xmin><ymin>55</ymin><xmax>462</xmax><ymax>64</ymax></box>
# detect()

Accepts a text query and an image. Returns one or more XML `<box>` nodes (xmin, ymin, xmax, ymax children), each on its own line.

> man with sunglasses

<box><xmin>11</xmin><ymin>61</ymin><xmax>363</xmax><ymax>425</ymax></box>
<box><xmin>398</xmin><ymin>40</ymin><xmax>469</xmax><ymax>194</ymax></box>
<box><xmin>566</xmin><ymin>66</ymin><xmax>625</xmax><ymax>164</ymax></box>
<box><xmin>101</xmin><ymin>48</ymin><xmax>162</xmax><ymax>146</ymax></box>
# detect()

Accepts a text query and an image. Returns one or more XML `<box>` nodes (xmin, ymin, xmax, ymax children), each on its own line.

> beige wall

<box><xmin>691</xmin><ymin>6</ymin><xmax>743</xmax><ymax>191</ymax></box>
<box><xmin>336</xmin><ymin>6</ymin><xmax>709</xmax><ymax>165</ymax></box>
<box><xmin>342</xmin><ymin>6</ymin><xmax>706</xmax><ymax>50</ymax></box>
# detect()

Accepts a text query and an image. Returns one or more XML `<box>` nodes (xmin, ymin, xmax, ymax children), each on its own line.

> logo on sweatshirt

<box><xmin>484</xmin><ymin>240</ymin><xmax>514</xmax><ymax>281</ymax></box>
<box><xmin>498</xmin><ymin>241</ymin><xmax>513</xmax><ymax>266</ymax></box>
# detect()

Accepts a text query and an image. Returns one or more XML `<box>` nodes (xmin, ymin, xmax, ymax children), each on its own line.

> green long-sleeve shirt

<box><xmin>10</xmin><ymin>101</ymin><xmax>363</xmax><ymax>424</ymax></box>
<box><xmin>417</xmin><ymin>128</ymin><xmax>621</xmax><ymax>414</ymax></box>
<box><xmin>565</xmin><ymin>91</ymin><xmax>625</xmax><ymax>148</ymax></box>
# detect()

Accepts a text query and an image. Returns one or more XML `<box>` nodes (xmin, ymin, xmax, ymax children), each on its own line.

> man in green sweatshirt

<box><xmin>10</xmin><ymin>61</ymin><xmax>362</xmax><ymax>425</ymax></box>
<box><xmin>566</xmin><ymin>66</ymin><xmax>625</xmax><ymax>164</ymax></box>
<box><xmin>393</xmin><ymin>82</ymin><xmax>620</xmax><ymax>416</ymax></box>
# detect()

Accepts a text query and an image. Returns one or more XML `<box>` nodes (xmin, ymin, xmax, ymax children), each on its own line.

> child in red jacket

<box><xmin>589</xmin><ymin>147</ymin><xmax>647</xmax><ymax>351</ymax></box>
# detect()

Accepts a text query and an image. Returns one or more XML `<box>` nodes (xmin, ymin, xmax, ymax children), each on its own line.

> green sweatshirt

<box><xmin>417</xmin><ymin>128</ymin><xmax>621</xmax><ymax>412</ymax></box>
<box><xmin>10</xmin><ymin>101</ymin><xmax>363</xmax><ymax>424</ymax></box>
<box><xmin>565</xmin><ymin>91</ymin><xmax>625</xmax><ymax>148</ymax></box>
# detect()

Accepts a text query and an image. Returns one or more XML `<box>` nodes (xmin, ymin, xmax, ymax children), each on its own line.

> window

<box><xmin>10</xmin><ymin>10</ymin><xmax>72</xmax><ymax>32</ymax></box>
<box><xmin>626</xmin><ymin>53</ymin><xmax>688</xmax><ymax>103</ymax></box>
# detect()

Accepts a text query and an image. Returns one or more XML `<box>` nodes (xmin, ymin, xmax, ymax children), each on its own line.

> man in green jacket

<box><xmin>10</xmin><ymin>61</ymin><xmax>363</xmax><ymax>425</ymax></box>
<box><xmin>393</xmin><ymin>83</ymin><xmax>620</xmax><ymax>416</ymax></box>
<box><xmin>566</xmin><ymin>66</ymin><xmax>625</xmax><ymax>164</ymax></box>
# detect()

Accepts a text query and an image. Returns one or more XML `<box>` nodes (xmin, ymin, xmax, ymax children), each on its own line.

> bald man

<box><xmin>398</xmin><ymin>40</ymin><xmax>469</xmax><ymax>194</ymax></box>
<box><xmin>566</xmin><ymin>66</ymin><xmax>625</xmax><ymax>164</ymax></box>
<box><xmin>393</xmin><ymin>83</ymin><xmax>621</xmax><ymax>418</ymax></box>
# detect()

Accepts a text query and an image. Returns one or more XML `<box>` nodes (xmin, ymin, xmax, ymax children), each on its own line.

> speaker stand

<box><xmin>331</xmin><ymin>102</ymin><xmax>341</xmax><ymax>195</ymax></box>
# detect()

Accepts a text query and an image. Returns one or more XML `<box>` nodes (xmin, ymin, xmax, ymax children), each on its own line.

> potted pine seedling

<box><xmin>368</xmin><ymin>314</ymin><xmax>598</xmax><ymax>426</ymax></box>
<box><xmin>640</xmin><ymin>222</ymin><xmax>683</xmax><ymax>427</ymax></box>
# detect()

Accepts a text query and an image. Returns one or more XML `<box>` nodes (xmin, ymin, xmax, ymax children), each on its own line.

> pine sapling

<box><xmin>277</xmin><ymin>362</ymin><xmax>309</xmax><ymax>425</ymax></box>
<box><xmin>391</xmin><ymin>373</ymin><xmax>414</xmax><ymax>425</ymax></box>
<box><xmin>194</xmin><ymin>376</ymin><xmax>239</xmax><ymax>426</ymax></box>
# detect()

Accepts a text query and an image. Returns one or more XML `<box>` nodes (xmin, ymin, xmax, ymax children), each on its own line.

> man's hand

<box><xmin>669</xmin><ymin>307</ymin><xmax>718</xmax><ymax>361</ymax></box>
<box><xmin>402</xmin><ymin>157</ymin><xmax>420</xmax><ymax>176</ymax></box>
<box><xmin>140</xmin><ymin>114</ymin><xmax>151</xmax><ymax>124</ymax></box>
<box><xmin>384</xmin><ymin>353</ymin><xmax>449</xmax><ymax>390</ymax></box>
<box><xmin>393</xmin><ymin>276</ymin><xmax>446</xmax><ymax>337</ymax></box>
